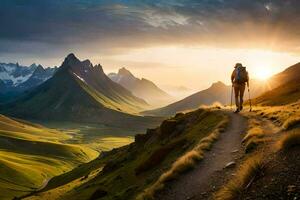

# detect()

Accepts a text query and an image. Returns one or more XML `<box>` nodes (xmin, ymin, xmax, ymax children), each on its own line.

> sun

<box><xmin>255</xmin><ymin>68</ymin><xmax>273</xmax><ymax>80</ymax></box>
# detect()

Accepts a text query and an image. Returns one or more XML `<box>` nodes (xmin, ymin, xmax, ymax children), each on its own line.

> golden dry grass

<box><xmin>251</xmin><ymin>102</ymin><xmax>300</xmax><ymax>128</ymax></box>
<box><xmin>242</xmin><ymin>119</ymin><xmax>267</xmax><ymax>153</ymax></box>
<box><xmin>200</xmin><ymin>102</ymin><xmax>223</xmax><ymax>109</ymax></box>
<box><xmin>242</xmin><ymin>127</ymin><xmax>264</xmax><ymax>143</ymax></box>
<box><xmin>245</xmin><ymin>138</ymin><xmax>269</xmax><ymax>153</ymax></box>
<box><xmin>214</xmin><ymin>155</ymin><xmax>264</xmax><ymax>200</ymax></box>
<box><xmin>282</xmin><ymin>116</ymin><xmax>300</xmax><ymax>130</ymax></box>
<box><xmin>137</xmin><ymin>117</ymin><xmax>229</xmax><ymax>200</ymax></box>
<box><xmin>277</xmin><ymin>130</ymin><xmax>300</xmax><ymax>151</ymax></box>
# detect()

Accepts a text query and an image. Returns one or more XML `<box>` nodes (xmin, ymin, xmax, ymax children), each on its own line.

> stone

<box><xmin>224</xmin><ymin>161</ymin><xmax>236</xmax><ymax>169</ymax></box>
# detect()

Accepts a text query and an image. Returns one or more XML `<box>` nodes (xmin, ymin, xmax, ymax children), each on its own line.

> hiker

<box><xmin>231</xmin><ymin>63</ymin><xmax>249</xmax><ymax>113</ymax></box>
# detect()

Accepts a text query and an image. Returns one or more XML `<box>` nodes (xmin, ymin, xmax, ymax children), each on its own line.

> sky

<box><xmin>0</xmin><ymin>0</ymin><xmax>300</xmax><ymax>92</ymax></box>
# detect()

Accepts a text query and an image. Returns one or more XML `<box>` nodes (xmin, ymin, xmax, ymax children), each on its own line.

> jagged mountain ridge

<box><xmin>17</xmin><ymin>64</ymin><xmax>57</xmax><ymax>91</ymax></box>
<box><xmin>108</xmin><ymin>67</ymin><xmax>172</xmax><ymax>108</ymax></box>
<box><xmin>0</xmin><ymin>54</ymin><xmax>157</xmax><ymax>128</ymax></box>
<box><xmin>0</xmin><ymin>62</ymin><xmax>37</xmax><ymax>86</ymax></box>
<box><xmin>0</xmin><ymin>62</ymin><xmax>57</xmax><ymax>102</ymax></box>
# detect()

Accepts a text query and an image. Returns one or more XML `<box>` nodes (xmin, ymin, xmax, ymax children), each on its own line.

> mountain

<box><xmin>17</xmin><ymin>64</ymin><xmax>57</xmax><ymax>91</ymax></box>
<box><xmin>143</xmin><ymin>79</ymin><xmax>271</xmax><ymax>117</ymax></box>
<box><xmin>0</xmin><ymin>54</ymin><xmax>158</xmax><ymax>128</ymax></box>
<box><xmin>268</xmin><ymin>62</ymin><xmax>300</xmax><ymax>87</ymax></box>
<box><xmin>143</xmin><ymin>63</ymin><xmax>300</xmax><ymax>117</ymax></box>
<box><xmin>0</xmin><ymin>62</ymin><xmax>37</xmax><ymax>86</ymax></box>
<box><xmin>0</xmin><ymin>62</ymin><xmax>56</xmax><ymax>102</ymax></box>
<box><xmin>161</xmin><ymin>84</ymin><xmax>195</xmax><ymax>100</ymax></box>
<box><xmin>143</xmin><ymin>81</ymin><xmax>231</xmax><ymax>116</ymax></box>
<box><xmin>108</xmin><ymin>67</ymin><xmax>172</xmax><ymax>108</ymax></box>
<box><xmin>252</xmin><ymin>79</ymin><xmax>300</xmax><ymax>106</ymax></box>
<box><xmin>252</xmin><ymin>62</ymin><xmax>300</xmax><ymax>106</ymax></box>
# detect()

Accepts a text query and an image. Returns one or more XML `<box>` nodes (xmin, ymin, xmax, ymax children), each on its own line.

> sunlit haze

<box><xmin>99</xmin><ymin>47</ymin><xmax>298</xmax><ymax>91</ymax></box>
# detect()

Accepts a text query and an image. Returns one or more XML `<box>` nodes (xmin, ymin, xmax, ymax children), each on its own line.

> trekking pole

<box><xmin>230</xmin><ymin>85</ymin><xmax>233</xmax><ymax>110</ymax></box>
<box><xmin>248</xmin><ymin>86</ymin><xmax>252</xmax><ymax>112</ymax></box>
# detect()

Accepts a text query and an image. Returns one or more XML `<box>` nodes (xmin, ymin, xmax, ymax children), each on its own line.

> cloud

<box><xmin>0</xmin><ymin>0</ymin><xmax>300</xmax><ymax>60</ymax></box>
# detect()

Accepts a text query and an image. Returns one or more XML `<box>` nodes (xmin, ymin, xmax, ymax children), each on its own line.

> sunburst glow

<box><xmin>255</xmin><ymin>68</ymin><xmax>273</xmax><ymax>80</ymax></box>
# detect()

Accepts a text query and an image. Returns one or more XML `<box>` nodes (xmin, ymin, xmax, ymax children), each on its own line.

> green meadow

<box><xmin>38</xmin><ymin>121</ymin><xmax>143</xmax><ymax>151</ymax></box>
<box><xmin>0</xmin><ymin>114</ymin><xmax>139</xmax><ymax>200</ymax></box>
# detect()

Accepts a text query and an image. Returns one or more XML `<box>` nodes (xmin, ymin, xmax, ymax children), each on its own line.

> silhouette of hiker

<box><xmin>231</xmin><ymin>63</ymin><xmax>249</xmax><ymax>113</ymax></box>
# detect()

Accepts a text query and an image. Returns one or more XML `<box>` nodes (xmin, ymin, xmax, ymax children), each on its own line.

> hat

<box><xmin>235</xmin><ymin>63</ymin><xmax>242</xmax><ymax>68</ymax></box>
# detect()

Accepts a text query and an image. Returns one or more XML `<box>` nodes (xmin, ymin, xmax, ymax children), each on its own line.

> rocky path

<box><xmin>156</xmin><ymin>112</ymin><xmax>247</xmax><ymax>200</ymax></box>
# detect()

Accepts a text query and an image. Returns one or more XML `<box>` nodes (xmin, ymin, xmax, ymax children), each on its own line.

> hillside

<box><xmin>252</xmin><ymin>62</ymin><xmax>300</xmax><ymax>106</ymax></box>
<box><xmin>143</xmin><ymin>81</ymin><xmax>231</xmax><ymax>116</ymax></box>
<box><xmin>0</xmin><ymin>54</ymin><xmax>159</xmax><ymax>128</ymax></box>
<box><xmin>0</xmin><ymin>114</ymin><xmax>98</xmax><ymax>200</ymax></box>
<box><xmin>252</xmin><ymin>79</ymin><xmax>300</xmax><ymax>106</ymax></box>
<box><xmin>23</xmin><ymin>108</ymin><xmax>228</xmax><ymax>200</ymax></box>
<box><xmin>108</xmin><ymin>67</ymin><xmax>172</xmax><ymax>108</ymax></box>
<box><xmin>269</xmin><ymin>62</ymin><xmax>300</xmax><ymax>88</ymax></box>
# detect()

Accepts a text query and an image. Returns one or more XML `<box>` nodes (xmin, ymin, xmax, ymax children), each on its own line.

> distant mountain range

<box><xmin>0</xmin><ymin>54</ymin><xmax>160</xmax><ymax>128</ymax></box>
<box><xmin>143</xmin><ymin>63</ymin><xmax>300</xmax><ymax>116</ymax></box>
<box><xmin>143</xmin><ymin>81</ymin><xmax>231</xmax><ymax>116</ymax></box>
<box><xmin>160</xmin><ymin>84</ymin><xmax>195</xmax><ymax>100</ymax></box>
<box><xmin>108</xmin><ymin>67</ymin><xmax>173</xmax><ymax>108</ymax></box>
<box><xmin>0</xmin><ymin>62</ymin><xmax>57</xmax><ymax>102</ymax></box>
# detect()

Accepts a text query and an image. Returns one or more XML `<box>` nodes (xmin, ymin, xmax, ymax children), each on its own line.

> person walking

<box><xmin>231</xmin><ymin>63</ymin><xmax>249</xmax><ymax>113</ymax></box>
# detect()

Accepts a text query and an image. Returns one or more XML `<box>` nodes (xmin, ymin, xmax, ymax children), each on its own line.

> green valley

<box><xmin>0</xmin><ymin>114</ymin><xmax>98</xmax><ymax>200</ymax></box>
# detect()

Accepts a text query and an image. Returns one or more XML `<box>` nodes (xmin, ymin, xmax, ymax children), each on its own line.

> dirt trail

<box><xmin>156</xmin><ymin>112</ymin><xmax>247</xmax><ymax>200</ymax></box>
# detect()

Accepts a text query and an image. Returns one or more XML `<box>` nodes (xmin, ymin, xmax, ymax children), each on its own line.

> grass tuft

<box><xmin>215</xmin><ymin>155</ymin><xmax>264</xmax><ymax>200</ymax></box>
<box><xmin>242</xmin><ymin>119</ymin><xmax>267</xmax><ymax>153</ymax></box>
<box><xmin>278</xmin><ymin>130</ymin><xmax>300</xmax><ymax>151</ymax></box>
<box><xmin>245</xmin><ymin>138</ymin><xmax>268</xmax><ymax>153</ymax></box>
<box><xmin>282</xmin><ymin>117</ymin><xmax>300</xmax><ymax>130</ymax></box>
<box><xmin>242</xmin><ymin>127</ymin><xmax>264</xmax><ymax>143</ymax></box>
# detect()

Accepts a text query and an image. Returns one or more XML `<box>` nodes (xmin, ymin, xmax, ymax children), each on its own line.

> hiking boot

<box><xmin>240</xmin><ymin>106</ymin><xmax>243</xmax><ymax>111</ymax></box>
<box><xmin>234</xmin><ymin>109</ymin><xmax>240</xmax><ymax>113</ymax></box>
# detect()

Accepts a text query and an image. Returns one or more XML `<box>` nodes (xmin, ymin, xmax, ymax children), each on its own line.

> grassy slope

<box><xmin>25</xmin><ymin>108</ymin><xmax>227</xmax><ymax>200</ymax></box>
<box><xmin>0</xmin><ymin>114</ymin><xmax>98</xmax><ymax>200</ymax></box>
<box><xmin>143</xmin><ymin>82</ymin><xmax>231</xmax><ymax>116</ymax></box>
<box><xmin>252</xmin><ymin>79</ymin><xmax>300</xmax><ymax>106</ymax></box>
<box><xmin>37</xmin><ymin>119</ymin><xmax>156</xmax><ymax>153</ymax></box>
<box><xmin>75</xmin><ymin>74</ymin><xmax>148</xmax><ymax>114</ymax></box>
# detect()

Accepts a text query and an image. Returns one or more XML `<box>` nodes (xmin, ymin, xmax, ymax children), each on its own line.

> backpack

<box><xmin>236</xmin><ymin>66</ymin><xmax>248</xmax><ymax>84</ymax></box>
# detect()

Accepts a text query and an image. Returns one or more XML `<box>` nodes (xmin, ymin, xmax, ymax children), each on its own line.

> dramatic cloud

<box><xmin>1</xmin><ymin>0</ymin><xmax>299</xmax><ymax>92</ymax></box>
<box><xmin>0</xmin><ymin>0</ymin><xmax>300</xmax><ymax>61</ymax></box>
